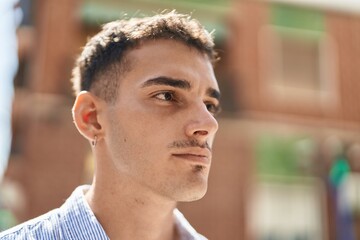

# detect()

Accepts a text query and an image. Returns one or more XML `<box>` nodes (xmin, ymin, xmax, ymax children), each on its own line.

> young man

<box><xmin>0</xmin><ymin>11</ymin><xmax>221</xmax><ymax>240</ymax></box>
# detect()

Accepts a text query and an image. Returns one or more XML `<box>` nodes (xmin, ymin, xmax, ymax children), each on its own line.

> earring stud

<box><xmin>91</xmin><ymin>135</ymin><xmax>98</xmax><ymax>147</ymax></box>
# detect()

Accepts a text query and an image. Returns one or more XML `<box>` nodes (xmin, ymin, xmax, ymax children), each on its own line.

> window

<box><xmin>258</xmin><ymin>4</ymin><xmax>338</xmax><ymax>109</ymax></box>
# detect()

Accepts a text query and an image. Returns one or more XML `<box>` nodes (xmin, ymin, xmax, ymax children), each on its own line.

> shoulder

<box><xmin>1</xmin><ymin>185</ymin><xmax>108</xmax><ymax>240</ymax></box>
<box><xmin>0</xmin><ymin>208</ymin><xmax>62</xmax><ymax>240</ymax></box>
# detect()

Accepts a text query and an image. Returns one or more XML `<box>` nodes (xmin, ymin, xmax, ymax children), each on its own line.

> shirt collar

<box><xmin>60</xmin><ymin>185</ymin><xmax>109</xmax><ymax>240</ymax></box>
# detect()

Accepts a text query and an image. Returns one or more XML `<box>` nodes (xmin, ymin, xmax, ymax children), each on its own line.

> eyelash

<box><xmin>153</xmin><ymin>91</ymin><xmax>220</xmax><ymax>115</ymax></box>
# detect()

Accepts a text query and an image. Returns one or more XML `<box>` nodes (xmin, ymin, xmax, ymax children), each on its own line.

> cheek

<box><xmin>129</xmin><ymin>104</ymin><xmax>182</xmax><ymax>138</ymax></box>
<box><xmin>108</xmin><ymin>109</ymin><xmax>169</xmax><ymax>158</ymax></box>
<box><xmin>107</xmin><ymin>102</ymin><xmax>186</xmax><ymax>158</ymax></box>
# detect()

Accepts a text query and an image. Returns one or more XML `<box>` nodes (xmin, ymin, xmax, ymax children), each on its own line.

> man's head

<box><xmin>71</xmin><ymin>11</ymin><xmax>217</xmax><ymax>103</ymax></box>
<box><xmin>72</xmin><ymin>11</ymin><xmax>221</xmax><ymax>202</ymax></box>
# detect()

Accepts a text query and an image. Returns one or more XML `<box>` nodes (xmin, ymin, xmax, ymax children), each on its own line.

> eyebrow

<box><xmin>141</xmin><ymin>76</ymin><xmax>191</xmax><ymax>90</ymax></box>
<box><xmin>207</xmin><ymin>88</ymin><xmax>221</xmax><ymax>101</ymax></box>
<box><xmin>141</xmin><ymin>76</ymin><xmax>221</xmax><ymax>101</ymax></box>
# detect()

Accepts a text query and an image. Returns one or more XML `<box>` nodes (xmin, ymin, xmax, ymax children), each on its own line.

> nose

<box><xmin>184</xmin><ymin>103</ymin><xmax>219</xmax><ymax>142</ymax></box>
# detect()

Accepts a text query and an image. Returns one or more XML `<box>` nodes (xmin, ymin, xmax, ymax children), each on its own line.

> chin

<box><xmin>188</xmin><ymin>189</ymin><xmax>207</xmax><ymax>202</ymax></box>
<box><xmin>176</xmin><ymin>182</ymin><xmax>208</xmax><ymax>202</ymax></box>
<box><xmin>164</xmin><ymin>166</ymin><xmax>210</xmax><ymax>202</ymax></box>
<box><xmin>180</xmin><ymin>191</ymin><xmax>207</xmax><ymax>202</ymax></box>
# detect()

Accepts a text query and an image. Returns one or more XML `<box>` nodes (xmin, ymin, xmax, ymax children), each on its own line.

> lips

<box><xmin>171</xmin><ymin>148</ymin><xmax>211</xmax><ymax>166</ymax></box>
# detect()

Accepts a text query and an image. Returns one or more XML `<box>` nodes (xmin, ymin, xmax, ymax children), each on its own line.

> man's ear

<box><xmin>72</xmin><ymin>91</ymin><xmax>104</xmax><ymax>142</ymax></box>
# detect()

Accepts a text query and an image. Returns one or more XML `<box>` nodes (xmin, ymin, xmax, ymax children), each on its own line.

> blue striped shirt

<box><xmin>0</xmin><ymin>185</ymin><xmax>207</xmax><ymax>240</ymax></box>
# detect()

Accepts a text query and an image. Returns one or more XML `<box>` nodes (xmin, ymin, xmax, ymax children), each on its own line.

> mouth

<box><xmin>171</xmin><ymin>149</ymin><xmax>211</xmax><ymax>166</ymax></box>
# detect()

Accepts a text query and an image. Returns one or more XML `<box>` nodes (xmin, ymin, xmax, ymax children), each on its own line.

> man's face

<box><xmin>102</xmin><ymin>39</ymin><xmax>220</xmax><ymax>202</ymax></box>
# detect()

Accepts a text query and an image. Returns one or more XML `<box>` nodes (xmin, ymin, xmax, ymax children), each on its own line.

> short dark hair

<box><xmin>71</xmin><ymin>11</ymin><xmax>217</xmax><ymax>103</ymax></box>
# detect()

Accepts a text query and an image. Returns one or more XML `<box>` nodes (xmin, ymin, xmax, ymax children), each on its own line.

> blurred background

<box><xmin>1</xmin><ymin>0</ymin><xmax>360</xmax><ymax>239</ymax></box>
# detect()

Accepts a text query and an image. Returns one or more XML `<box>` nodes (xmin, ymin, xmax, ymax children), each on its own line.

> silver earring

<box><xmin>92</xmin><ymin>135</ymin><xmax>98</xmax><ymax>147</ymax></box>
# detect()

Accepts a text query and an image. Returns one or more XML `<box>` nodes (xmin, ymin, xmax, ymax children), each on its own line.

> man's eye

<box><xmin>155</xmin><ymin>92</ymin><xmax>174</xmax><ymax>101</ymax></box>
<box><xmin>206</xmin><ymin>103</ymin><xmax>220</xmax><ymax>115</ymax></box>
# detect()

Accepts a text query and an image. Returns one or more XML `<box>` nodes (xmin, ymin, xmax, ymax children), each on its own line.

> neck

<box><xmin>85</xmin><ymin>175</ymin><xmax>179</xmax><ymax>240</ymax></box>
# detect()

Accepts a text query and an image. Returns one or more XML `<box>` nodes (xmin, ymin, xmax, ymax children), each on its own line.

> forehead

<box><xmin>121</xmin><ymin>39</ymin><xmax>219</xmax><ymax>91</ymax></box>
